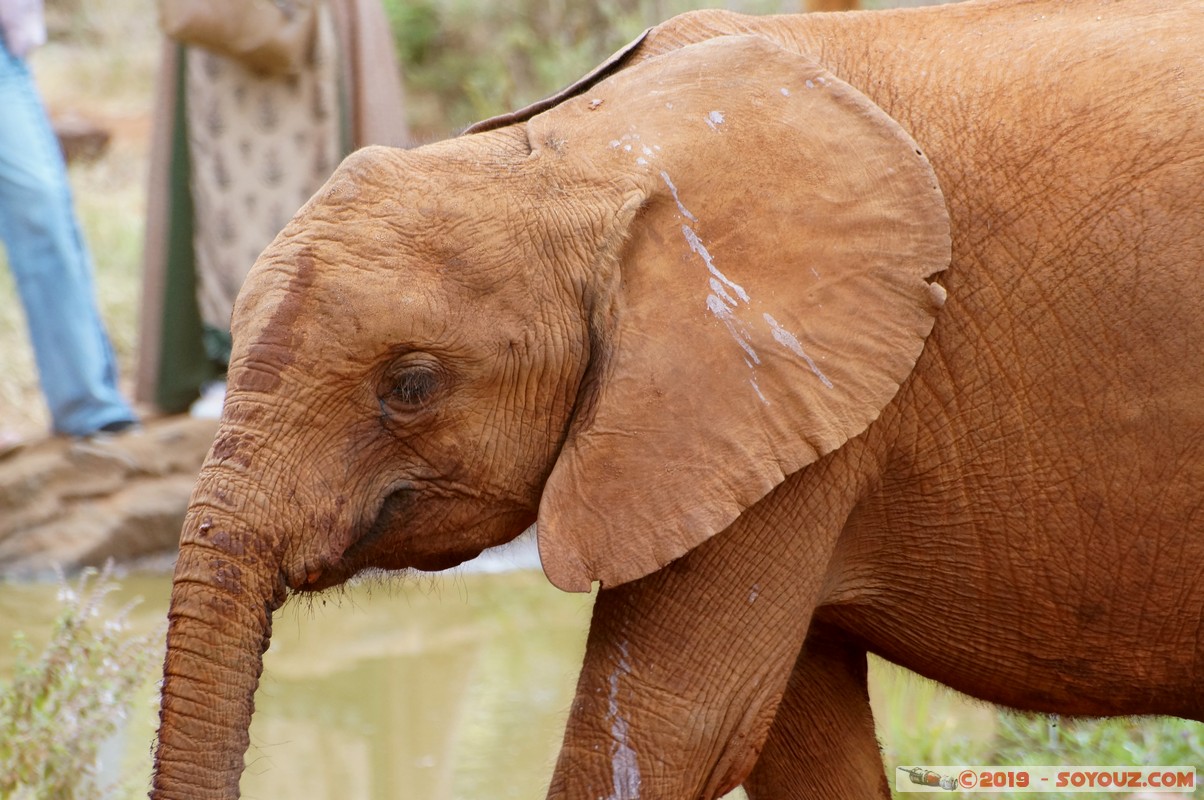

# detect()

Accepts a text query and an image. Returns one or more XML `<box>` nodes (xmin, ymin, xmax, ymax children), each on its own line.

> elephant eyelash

<box><xmin>390</xmin><ymin>367</ymin><xmax>440</xmax><ymax>408</ymax></box>
<box><xmin>377</xmin><ymin>357</ymin><xmax>446</xmax><ymax>422</ymax></box>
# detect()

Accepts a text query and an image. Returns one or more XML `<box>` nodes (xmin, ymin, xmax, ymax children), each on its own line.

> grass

<box><xmin>872</xmin><ymin>659</ymin><xmax>1202</xmax><ymax>798</ymax></box>
<box><xmin>0</xmin><ymin>566</ymin><xmax>161</xmax><ymax>800</ymax></box>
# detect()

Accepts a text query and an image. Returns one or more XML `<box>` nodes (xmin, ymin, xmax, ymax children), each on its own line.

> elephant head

<box><xmin>152</xmin><ymin>35</ymin><xmax>948</xmax><ymax>797</ymax></box>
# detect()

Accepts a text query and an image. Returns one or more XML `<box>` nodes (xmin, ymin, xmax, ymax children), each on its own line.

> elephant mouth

<box><xmin>294</xmin><ymin>484</ymin><xmax>484</xmax><ymax>593</ymax></box>
<box><xmin>345</xmin><ymin>486</ymin><xmax>412</xmax><ymax>562</ymax></box>
<box><xmin>292</xmin><ymin>481</ymin><xmax>536</xmax><ymax>593</ymax></box>
<box><xmin>290</xmin><ymin>485</ymin><xmax>412</xmax><ymax>593</ymax></box>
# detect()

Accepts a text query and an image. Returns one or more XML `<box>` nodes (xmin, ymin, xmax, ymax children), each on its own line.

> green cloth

<box><xmin>154</xmin><ymin>47</ymin><xmax>223</xmax><ymax>414</ymax></box>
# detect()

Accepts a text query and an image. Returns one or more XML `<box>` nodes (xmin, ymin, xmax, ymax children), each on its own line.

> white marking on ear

<box><xmin>605</xmin><ymin>642</ymin><xmax>641</xmax><ymax>800</ymax></box>
<box><xmin>660</xmin><ymin>172</ymin><xmax>697</xmax><ymax>222</ymax></box>
<box><xmin>710</xmin><ymin>277</ymin><xmax>740</xmax><ymax>307</ymax></box>
<box><xmin>749</xmin><ymin>377</ymin><xmax>769</xmax><ymax>406</ymax></box>
<box><xmin>708</xmin><ymin>294</ymin><xmax>760</xmax><ymax>364</ymax></box>
<box><xmin>683</xmin><ymin>226</ymin><xmax>749</xmax><ymax>303</ymax></box>
<box><xmin>661</xmin><ymin>171</ymin><xmax>773</xmax><ymax>403</ymax></box>
<box><xmin>763</xmin><ymin>312</ymin><xmax>834</xmax><ymax>389</ymax></box>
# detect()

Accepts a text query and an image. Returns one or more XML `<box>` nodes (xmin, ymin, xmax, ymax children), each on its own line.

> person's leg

<box><xmin>0</xmin><ymin>39</ymin><xmax>136</xmax><ymax>435</ymax></box>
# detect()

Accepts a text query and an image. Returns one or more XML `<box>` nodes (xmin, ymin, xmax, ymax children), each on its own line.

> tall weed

<box><xmin>0</xmin><ymin>566</ymin><xmax>160</xmax><ymax>800</ymax></box>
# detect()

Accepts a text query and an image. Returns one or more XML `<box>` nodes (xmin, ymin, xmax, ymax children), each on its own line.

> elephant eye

<box><xmin>379</xmin><ymin>357</ymin><xmax>443</xmax><ymax>419</ymax></box>
<box><xmin>392</xmin><ymin>367</ymin><xmax>438</xmax><ymax>407</ymax></box>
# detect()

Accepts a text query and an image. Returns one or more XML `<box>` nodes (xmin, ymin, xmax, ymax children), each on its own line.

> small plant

<box><xmin>876</xmin><ymin>659</ymin><xmax>1204</xmax><ymax>799</ymax></box>
<box><xmin>992</xmin><ymin>710</ymin><xmax>1204</xmax><ymax>773</ymax></box>
<box><xmin>0</xmin><ymin>565</ymin><xmax>160</xmax><ymax>800</ymax></box>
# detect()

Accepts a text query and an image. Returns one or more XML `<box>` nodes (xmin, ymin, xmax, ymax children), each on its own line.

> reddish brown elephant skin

<box><xmin>151</xmin><ymin>2</ymin><xmax>1202</xmax><ymax>798</ymax></box>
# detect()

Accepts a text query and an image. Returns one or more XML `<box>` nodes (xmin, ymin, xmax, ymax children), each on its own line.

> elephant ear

<box><xmin>532</xmin><ymin>35</ymin><xmax>950</xmax><ymax>592</ymax></box>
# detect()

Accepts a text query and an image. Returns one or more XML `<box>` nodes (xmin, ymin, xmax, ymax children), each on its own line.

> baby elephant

<box><xmin>151</xmin><ymin>1</ymin><xmax>1203</xmax><ymax>798</ymax></box>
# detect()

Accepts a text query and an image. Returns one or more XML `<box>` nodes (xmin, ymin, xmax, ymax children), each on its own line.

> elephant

<box><xmin>150</xmin><ymin>0</ymin><xmax>1203</xmax><ymax>797</ymax></box>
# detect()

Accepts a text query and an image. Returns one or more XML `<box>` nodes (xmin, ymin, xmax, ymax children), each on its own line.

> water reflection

<box><xmin>243</xmin><ymin>570</ymin><xmax>593</xmax><ymax>799</ymax></box>
<box><xmin>0</xmin><ymin>559</ymin><xmax>599</xmax><ymax>799</ymax></box>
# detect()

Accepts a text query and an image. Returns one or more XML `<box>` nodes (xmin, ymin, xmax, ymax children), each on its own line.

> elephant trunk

<box><xmin>151</xmin><ymin>485</ymin><xmax>288</xmax><ymax>800</ymax></box>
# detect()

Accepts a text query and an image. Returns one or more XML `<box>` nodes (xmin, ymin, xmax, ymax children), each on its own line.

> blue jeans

<box><xmin>0</xmin><ymin>38</ymin><xmax>136</xmax><ymax>435</ymax></box>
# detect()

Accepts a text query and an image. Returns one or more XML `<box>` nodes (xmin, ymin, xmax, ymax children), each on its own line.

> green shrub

<box><xmin>875</xmin><ymin>659</ymin><xmax>1204</xmax><ymax>799</ymax></box>
<box><xmin>0</xmin><ymin>566</ymin><xmax>160</xmax><ymax>800</ymax></box>
<box><xmin>379</xmin><ymin>0</ymin><xmax>799</xmax><ymax>139</ymax></box>
<box><xmin>993</xmin><ymin>710</ymin><xmax>1204</xmax><ymax>772</ymax></box>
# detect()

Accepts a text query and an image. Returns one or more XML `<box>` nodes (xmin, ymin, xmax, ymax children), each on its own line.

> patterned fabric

<box><xmin>185</xmin><ymin>5</ymin><xmax>343</xmax><ymax>360</ymax></box>
<box><xmin>137</xmin><ymin>0</ymin><xmax>407</xmax><ymax>412</ymax></box>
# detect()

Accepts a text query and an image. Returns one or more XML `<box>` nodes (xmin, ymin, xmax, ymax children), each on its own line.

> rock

<box><xmin>52</xmin><ymin>111</ymin><xmax>111</xmax><ymax>164</ymax></box>
<box><xmin>0</xmin><ymin>415</ymin><xmax>218</xmax><ymax>578</ymax></box>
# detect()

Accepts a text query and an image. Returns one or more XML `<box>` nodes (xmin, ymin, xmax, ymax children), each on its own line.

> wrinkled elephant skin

<box><xmin>151</xmin><ymin>2</ymin><xmax>1203</xmax><ymax>798</ymax></box>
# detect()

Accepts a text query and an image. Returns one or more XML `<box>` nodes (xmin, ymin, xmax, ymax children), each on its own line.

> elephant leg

<box><xmin>744</xmin><ymin>626</ymin><xmax>889</xmax><ymax>800</ymax></box>
<box><xmin>546</xmin><ymin>449</ymin><xmax>871</xmax><ymax>799</ymax></box>
<box><xmin>546</xmin><ymin>540</ymin><xmax>810</xmax><ymax>800</ymax></box>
